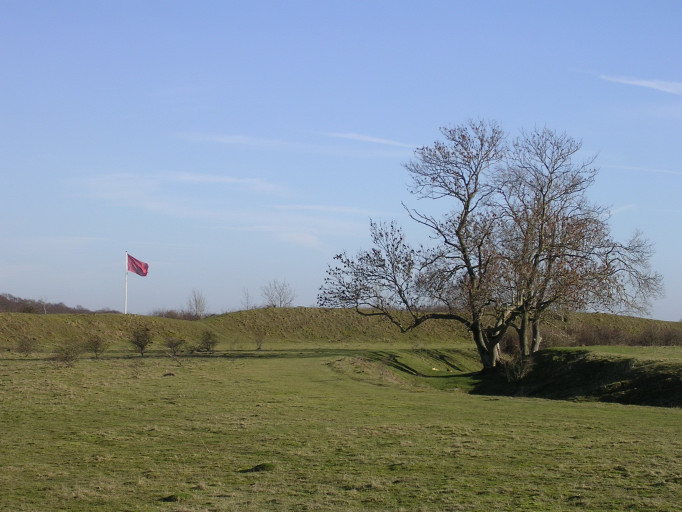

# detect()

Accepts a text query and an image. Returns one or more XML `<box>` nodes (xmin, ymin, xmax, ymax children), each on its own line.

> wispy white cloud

<box><xmin>170</xmin><ymin>172</ymin><xmax>284</xmax><ymax>194</ymax></box>
<box><xmin>326</xmin><ymin>132</ymin><xmax>416</xmax><ymax>148</ymax></box>
<box><xmin>79</xmin><ymin>173</ymin><xmax>159</xmax><ymax>204</ymax></box>
<box><xmin>276</xmin><ymin>231</ymin><xmax>323</xmax><ymax>250</ymax></box>
<box><xmin>77</xmin><ymin>172</ymin><xmax>284</xmax><ymax>222</ymax></box>
<box><xmin>81</xmin><ymin>172</ymin><xmax>283</xmax><ymax>199</ymax></box>
<box><xmin>599</xmin><ymin>75</ymin><xmax>682</xmax><ymax>95</ymax></box>
<box><xmin>224</xmin><ymin>221</ymin><xmax>329</xmax><ymax>250</ymax></box>
<box><xmin>610</xmin><ymin>204</ymin><xmax>636</xmax><ymax>215</ymax></box>
<box><xmin>183</xmin><ymin>130</ymin><xmax>416</xmax><ymax>149</ymax></box>
<box><xmin>3</xmin><ymin>235</ymin><xmax>103</xmax><ymax>252</ymax></box>
<box><xmin>177</xmin><ymin>132</ymin><xmax>295</xmax><ymax>150</ymax></box>
<box><xmin>177</xmin><ymin>131</ymin><xmax>413</xmax><ymax>158</ymax></box>
<box><xmin>77</xmin><ymin>173</ymin><xmax>367</xmax><ymax>251</ymax></box>
<box><xmin>602</xmin><ymin>164</ymin><xmax>682</xmax><ymax>176</ymax></box>
<box><xmin>273</xmin><ymin>204</ymin><xmax>386</xmax><ymax>217</ymax></box>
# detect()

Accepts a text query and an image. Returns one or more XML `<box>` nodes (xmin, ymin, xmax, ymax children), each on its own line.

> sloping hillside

<box><xmin>202</xmin><ymin>307</ymin><xmax>471</xmax><ymax>343</ymax></box>
<box><xmin>2</xmin><ymin>308</ymin><xmax>681</xmax><ymax>407</ymax></box>
<box><xmin>1</xmin><ymin>307</ymin><xmax>680</xmax><ymax>351</ymax></box>
<box><xmin>0</xmin><ymin>307</ymin><xmax>471</xmax><ymax>351</ymax></box>
<box><xmin>0</xmin><ymin>313</ymin><xmax>208</xmax><ymax>351</ymax></box>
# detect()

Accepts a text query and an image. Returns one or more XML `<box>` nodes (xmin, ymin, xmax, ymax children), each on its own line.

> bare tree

<box><xmin>319</xmin><ymin>120</ymin><xmax>662</xmax><ymax>370</ymax></box>
<box><xmin>15</xmin><ymin>336</ymin><xmax>38</xmax><ymax>357</ymax></box>
<box><xmin>321</xmin><ymin>120</ymin><xmax>512</xmax><ymax>368</ymax></box>
<box><xmin>195</xmin><ymin>330</ymin><xmax>218</xmax><ymax>354</ymax></box>
<box><xmin>129</xmin><ymin>327</ymin><xmax>153</xmax><ymax>357</ymax></box>
<box><xmin>187</xmin><ymin>289</ymin><xmax>208</xmax><ymax>319</ymax></box>
<box><xmin>84</xmin><ymin>335</ymin><xmax>110</xmax><ymax>359</ymax></box>
<box><xmin>164</xmin><ymin>337</ymin><xmax>186</xmax><ymax>356</ymax></box>
<box><xmin>261</xmin><ymin>279</ymin><xmax>296</xmax><ymax>308</ymax></box>
<box><xmin>496</xmin><ymin>127</ymin><xmax>662</xmax><ymax>355</ymax></box>
<box><xmin>241</xmin><ymin>288</ymin><xmax>254</xmax><ymax>310</ymax></box>
<box><xmin>52</xmin><ymin>339</ymin><xmax>85</xmax><ymax>365</ymax></box>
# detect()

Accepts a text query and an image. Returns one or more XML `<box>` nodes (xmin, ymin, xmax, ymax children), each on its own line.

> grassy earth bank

<box><xmin>1</xmin><ymin>308</ymin><xmax>681</xmax><ymax>408</ymax></box>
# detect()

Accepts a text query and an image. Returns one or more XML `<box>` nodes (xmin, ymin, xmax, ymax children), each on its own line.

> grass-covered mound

<box><xmin>0</xmin><ymin>307</ymin><xmax>471</xmax><ymax>352</ymax></box>
<box><xmin>2</xmin><ymin>307</ymin><xmax>681</xmax><ymax>407</ymax></box>
<box><xmin>0</xmin><ymin>312</ymin><xmax>211</xmax><ymax>352</ymax></box>
<box><xmin>3</xmin><ymin>307</ymin><xmax>680</xmax><ymax>351</ymax></box>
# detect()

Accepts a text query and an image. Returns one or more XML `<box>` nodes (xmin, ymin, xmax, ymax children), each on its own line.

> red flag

<box><xmin>127</xmin><ymin>254</ymin><xmax>149</xmax><ymax>277</ymax></box>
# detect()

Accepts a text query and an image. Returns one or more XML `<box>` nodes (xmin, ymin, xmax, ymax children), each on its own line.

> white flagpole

<box><xmin>124</xmin><ymin>251</ymin><xmax>128</xmax><ymax>314</ymax></box>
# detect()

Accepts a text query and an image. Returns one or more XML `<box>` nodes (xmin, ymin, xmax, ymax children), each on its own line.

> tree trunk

<box><xmin>530</xmin><ymin>319</ymin><xmax>542</xmax><ymax>353</ymax></box>
<box><xmin>472</xmin><ymin>322</ymin><xmax>501</xmax><ymax>369</ymax></box>
<box><xmin>518</xmin><ymin>308</ymin><xmax>531</xmax><ymax>358</ymax></box>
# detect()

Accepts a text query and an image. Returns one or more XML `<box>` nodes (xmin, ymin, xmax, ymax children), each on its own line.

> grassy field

<box><xmin>1</xmin><ymin>310</ymin><xmax>681</xmax><ymax>510</ymax></box>
<box><xmin>1</xmin><ymin>343</ymin><xmax>681</xmax><ymax>511</ymax></box>
<box><xmin>579</xmin><ymin>345</ymin><xmax>682</xmax><ymax>360</ymax></box>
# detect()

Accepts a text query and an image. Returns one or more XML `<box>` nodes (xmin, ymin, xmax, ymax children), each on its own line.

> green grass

<box><xmin>1</xmin><ymin>309</ymin><xmax>681</xmax><ymax>510</ymax></box>
<box><xmin>1</xmin><ymin>347</ymin><xmax>681</xmax><ymax>511</ymax></box>
<box><xmin>578</xmin><ymin>345</ymin><xmax>682</xmax><ymax>361</ymax></box>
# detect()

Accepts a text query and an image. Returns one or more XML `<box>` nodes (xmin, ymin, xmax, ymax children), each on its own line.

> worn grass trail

<box><xmin>1</xmin><ymin>349</ymin><xmax>681</xmax><ymax>511</ymax></box>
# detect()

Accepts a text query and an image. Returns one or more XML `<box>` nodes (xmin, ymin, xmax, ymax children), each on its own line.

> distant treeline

<box><xmin>0</xmin><ymin>293</ymin><xmax>119</xmax><ymax>315</ymax></box>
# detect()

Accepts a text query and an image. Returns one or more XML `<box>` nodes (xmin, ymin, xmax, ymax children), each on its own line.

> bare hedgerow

<box><xmin>569</xmin><ymin>324</ymin><xmax>624</xmax><ymax>346</ymax></box>
<box><xmin>632</xmin><ymin>324</ymin><xmax>682</xmax><ymax>346</ymax></box>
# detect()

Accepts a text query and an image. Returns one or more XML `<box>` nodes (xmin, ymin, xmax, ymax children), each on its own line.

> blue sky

<box><xmin>1</xmin><ymin>1</ymin><xmax>681</xmax><ymax>320</ymax></box>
